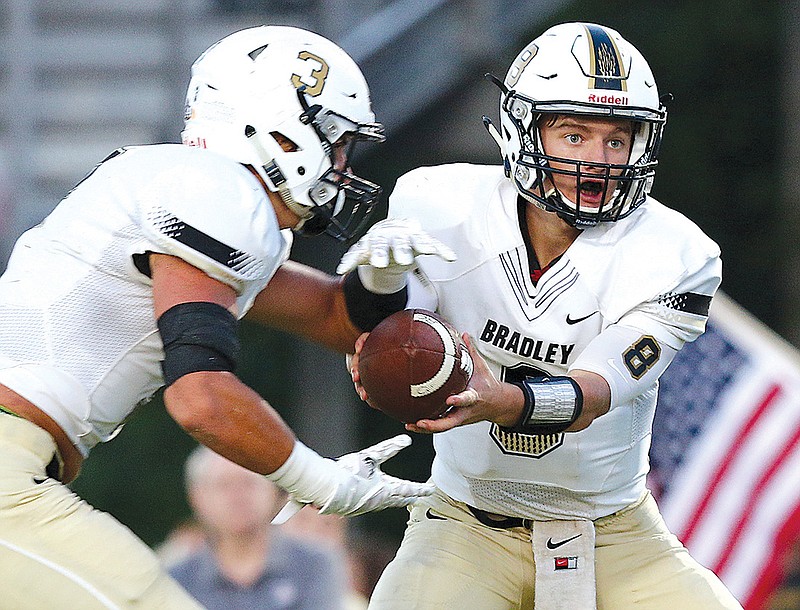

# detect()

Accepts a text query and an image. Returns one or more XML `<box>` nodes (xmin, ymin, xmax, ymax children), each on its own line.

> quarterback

<box><xmin>0</xmin><ymin>26</ymin><xmax>451</xmax><ymax>608</ymax></box>
<box><xmin>344</xmin><ymin>23</ymin><xmax>743</xmax><ymax>609</ymax></box>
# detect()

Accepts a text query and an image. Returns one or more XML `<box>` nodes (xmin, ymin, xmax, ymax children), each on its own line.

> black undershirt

<box><xmin>517</xmin><ymin>197</ymin><xmax>561</xmax><ymax>286</ymax></box>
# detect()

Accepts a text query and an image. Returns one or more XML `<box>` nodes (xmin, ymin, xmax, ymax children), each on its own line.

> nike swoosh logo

<box><xmin>565</xmin><ymin>311</ymin><xmax>598</xmax><ymax>325</ymax></box>
<box><xmin>546</xmin><ymin>533</ymin><xmax>581</xmax><ymax>549</ymax></box>
<box><xmin>425</xmin><ymin>508</ymin><xmax>447</xmax><ymax>521</ymax></box>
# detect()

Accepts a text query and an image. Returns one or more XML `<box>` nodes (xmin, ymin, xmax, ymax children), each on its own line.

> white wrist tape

<box><xmin>357</xmin><ymin>264</ymin><xmax>409</xmax><ymax>295</ymax></box>
<box><xmin>265</xmin><ymin>441</ymin><xmax>340</xmax><ymax>507</ymax></box>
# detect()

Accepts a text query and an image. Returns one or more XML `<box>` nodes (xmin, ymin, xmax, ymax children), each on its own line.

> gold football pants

<box><xmin>0</xmin><ymin>414</ymin><xmax>202</xmax><ymax>609</ymax></box>
<box><xmin>369</xmin><ymin>487</ymin><xmax>743</xmax><ymax>609</ymax></box>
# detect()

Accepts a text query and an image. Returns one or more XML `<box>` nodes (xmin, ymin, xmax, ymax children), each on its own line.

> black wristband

<box><xmin>505</xmin><ymin>376</ymin><xmax>583</xmax><ymax>435</ymax></box>
<box><xmin>342</xmin><ymin>270</ymin><xmax>408</xmax><ymax>332</ymax></box>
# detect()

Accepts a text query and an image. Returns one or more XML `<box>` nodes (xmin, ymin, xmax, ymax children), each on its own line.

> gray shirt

<box><xmin>169</xmin><ymin>531</ymin><xmax>347</xmax><ymax>610</ymax></box>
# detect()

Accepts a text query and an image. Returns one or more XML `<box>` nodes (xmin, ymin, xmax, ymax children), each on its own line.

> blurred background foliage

<box><xmin>65</xmin><ymin>0</ymin><xmax>787</xmax><ymax>555</ymax></box>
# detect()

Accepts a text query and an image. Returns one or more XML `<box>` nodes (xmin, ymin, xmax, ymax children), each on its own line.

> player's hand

<box><xmin>405</xmin><ymin>334</ymin><xmax>523</xmax><ymax>433</ymax></box>
<box><xmin>336</xmin><ymin>218</ymin><xmax>456</xmax><ymax>293</ymax></box>
<box><xmin>320</xmin><ymin>434</ymin><xmax>434</xmax><ymax>516</ymax></box>
<box><xmin>269</xmin><ymin>434</ymin><xmax>433</xmax><ymax>523</ymax></box>
<box><xmin>348</xmin><ymin>332</ymin><xmax>376</xmax><ymax>407</ymax></box>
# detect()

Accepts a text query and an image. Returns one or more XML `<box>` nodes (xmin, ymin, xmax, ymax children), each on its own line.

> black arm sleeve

<box><xmin>342</xmin><ymin>271</ymin><xmax>408</xmax><ymax>332</ymax></box>
<box><xmin>157</xmin><ymin>301</ymin><xmax>240</xmax><ymax>386</ymax></box>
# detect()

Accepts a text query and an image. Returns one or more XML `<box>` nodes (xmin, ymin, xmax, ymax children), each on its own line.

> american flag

<box><xmin>650</xmin><ymin>292</ymin><xmax>800</xmax><ymax>609</ymax></box>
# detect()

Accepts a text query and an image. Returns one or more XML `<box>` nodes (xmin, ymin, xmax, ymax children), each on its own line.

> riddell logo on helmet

<box><xmin>588</xmin><ymin>94</ymin><xmax>629</xmax><ymax>105</ymax></box>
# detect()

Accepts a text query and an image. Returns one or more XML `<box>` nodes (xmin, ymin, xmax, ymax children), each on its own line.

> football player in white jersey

<box><xmin>0</xmin><ymin>26</ymin><xmax>454</xmax><ymax>609</ymax></box>
<box><xmin>342</xmin><ymin>22</ymin><xmax>743</xmax><ymax>609</ymax></box>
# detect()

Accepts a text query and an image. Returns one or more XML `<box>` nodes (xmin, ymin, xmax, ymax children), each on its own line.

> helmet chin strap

<box><xmin>544</xmin><ymin>187</ymin><xmax>586</xmax><ymax>227</ymax></box>
<box><xmin>520</xmin><ymin>189</ymin><xmax>551</xmax><ymax>214</ymax></box>
<box><xmin>544</xmin><ymin>185</ymin><xmax>577</xmax><ymax>210</ymax></box>
<box><xmin>278</xmin><ymin>187</ymin><xmax>315</xmax><ymax>232</ymax></box>
<box><xmin>245</xmin><ymin>124</ymin><xmax>315</xmax><ymax>231</ymax></box>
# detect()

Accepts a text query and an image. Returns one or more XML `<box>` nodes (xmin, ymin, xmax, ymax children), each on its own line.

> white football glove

<box><xmin>336</xmin><ymin>218</ymin><xmax>456</xmax><ymax>294</ymax></box>
<box><xmin>267</xmin><ymin>434</ymin><xmax>433</xmax><ymax>523</ymax></box>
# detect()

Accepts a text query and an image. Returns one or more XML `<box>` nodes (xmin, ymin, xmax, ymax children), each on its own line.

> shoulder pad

<box><xmin>570</xmin><ymin>199</ymin><xmax>721</xmax><ymax>323</ymax></box>
<box><xmin>133</xmin><ymin>146</ymin><xmax>287</xmax><ymax>295</ymax></box>
<box><xmin>389</xmin><ymin>164</ymin><xmax>517</xmax><ymax>281</ymax></box>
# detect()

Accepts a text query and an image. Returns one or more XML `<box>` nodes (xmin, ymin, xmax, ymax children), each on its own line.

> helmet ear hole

<box><xmin>270</xmin><ymin>132</ymin><xmax>300</xmax><ymax>153</ymax></box>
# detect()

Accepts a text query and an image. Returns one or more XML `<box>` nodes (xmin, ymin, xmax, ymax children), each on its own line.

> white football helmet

<box><xmin>182</xmin><ymin>25</ymin><xmax>385</xmax><ymax>240</ymax></box>
<box><xmin>486</xmin><ymin>22</ymin><xmax>667</xmax><ymax>228</ymax></box>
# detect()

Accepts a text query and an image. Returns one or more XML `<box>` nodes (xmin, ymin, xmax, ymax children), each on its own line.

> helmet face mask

<box><xmin>182</xmin><ymin>25</ymin><xmax>385</xmax><ymax>241</ymax></box>
<box><xmin>493</xmin><ymin>23</ymin><xmax>667</xmax><ymax>228</ymax></box>
<box><xmin>298</xmin><ymin>132</ymin><xmax>385</xmax><ymax>240</ymax></box>
<box><xmin>289</xmin><ymin>89</ymin><xmax>385</xmax><ymax>239</ymax></box>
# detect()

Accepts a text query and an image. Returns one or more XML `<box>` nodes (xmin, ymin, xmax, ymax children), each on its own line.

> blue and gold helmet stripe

<box><xmin>583</xmin><ymin>24</ymin><xmax>627</xmax><ymax>92</ymax></box>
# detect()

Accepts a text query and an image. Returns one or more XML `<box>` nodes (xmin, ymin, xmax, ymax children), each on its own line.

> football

<box><xmin>358</xmin><ymin>309</ymin><xmax>473</xmax><ymax>423</ymax></box>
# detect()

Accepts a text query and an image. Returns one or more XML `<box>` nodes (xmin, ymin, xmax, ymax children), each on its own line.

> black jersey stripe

<box><xmin>505</xmin><ymin>248</ymin><xmax>535</xmax><ymax>300</ymax></box>
<box><xmin>534</xmin><ymin>256</ymin><xmax>575</xmax><ymax>308</ymax></box>
<box><xmin>536</xmin><ymin>266</ymin><xmax>579</xmax><ymax>312</ymax></box>
<box><xmin>500</xmin><ymin>251</ymin><xmax>532</xmax><ymax>311</ymax></box>
<box><xmin>656</xmin><ymin>292</ymin><xmax>712</xmax><ymax>316</ymax></box>
<box><xmin>151</xmin><ymin>211</ymin><xmax>259</xmax><ymax>273</ymax></box>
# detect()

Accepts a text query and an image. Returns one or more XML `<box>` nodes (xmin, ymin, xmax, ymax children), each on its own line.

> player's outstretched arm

<box><xmin>415</xmin><ymin>336</ymin><xmax>610</xmax><ymax>433</ymax></box>
<box><xmin>153</xmin><ymin>254</ymin><xmax>432</xmax><ymax>515</ymax></box>
<box><xmin>412</xmin><ymin>335</ymin><xmax>610</xmax><ymax>433</ymax></box>
<box><xmin>246</xmin><ymin>260</ymin><xmax>362</xmax><ymax>354</ymax></box>
<box><xmin>404</xmin><ymin>333</ymin><xmax>524</xmax><ymax>433</ymax></box>
<box><xmin>152</xmin><ymin>253</ymin><xmax>297</xmax><ymax>471</ymax></box>
<box><xmin>246</xmin><ymin>219</ymin><xmax>455</xmax><ymax>355</ymax></box>
<box><xmin>269</xmin><ymin>434</ymin><xmax>434</xmax><ymax>522</ymax></box>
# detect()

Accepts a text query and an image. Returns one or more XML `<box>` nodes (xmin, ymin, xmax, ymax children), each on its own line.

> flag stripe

<box><xmin>713</xmin><ymin>420</ymin><xmax>800</xmax><ymax>574</ymax></box>
<box><xmin>679</xmin><ymin>383</ymin><xmax>782</xmax><ymax>546</ymax></box>
<box><xmin>744</xmin><ymin>500</ymin><xmax>800</xmax><ymax>609</ymax></box>
<box><xmin>723</xmin><ymin>444</ymin><xmax>800</xmax><ymax>605</ymax></box>
<box><xmin>652</xmin><ymin>293</ymin><xmax>800</xmax><ymax>608</ymax></box>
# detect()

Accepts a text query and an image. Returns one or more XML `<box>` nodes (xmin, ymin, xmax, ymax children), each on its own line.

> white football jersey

<box><xmin>392</xmin><ymin>164</ymin><xmax>721</xmax><ymax>520</ymax></box>
<box><xmin>0</xmin><ymin>144</ymin><xmax>291</xmax><ymax>456</ymax></box>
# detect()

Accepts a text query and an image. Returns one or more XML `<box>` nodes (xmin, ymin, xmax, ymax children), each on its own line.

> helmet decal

<box><xmin>582</xmin><ymin>24</ymin><xmax>627</xmax><ymax>91</ymax></box>
<box><xmin>290</xmin><ymin>51</ymin><xmax>329</xmax><ymax>97</ymax></box>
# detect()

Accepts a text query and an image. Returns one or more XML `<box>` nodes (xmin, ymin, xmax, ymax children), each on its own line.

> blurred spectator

<box><xmin>280</xmin><ymin>507</ymin><xmax>367</xmax><ymax>609</ymax></box>
<box><xmin>169</xmin><ymin>445</ymin><xmax>350</xmax><ymax>610</ymax></box>
<box><xmin>156</xmin><ymin>517</ymin><xmax>206</xmax><ymax>568</ymax></box>
<box><xmin>280</xmin><ymin>507</ymin><xmax>396</xmax><ymax>608</ymax></box>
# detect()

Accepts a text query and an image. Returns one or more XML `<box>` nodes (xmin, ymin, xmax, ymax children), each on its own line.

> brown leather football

<box><xmin>358</xmin><ymin>309</ymin><xmax>473</xmax><ymax>423</ymax></box>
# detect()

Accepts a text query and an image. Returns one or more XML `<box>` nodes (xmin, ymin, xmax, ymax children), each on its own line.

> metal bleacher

<box><xmin>0</xmin><ymin>0</ymin><xmax>570</xmax><ymax>251</ymax></box>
